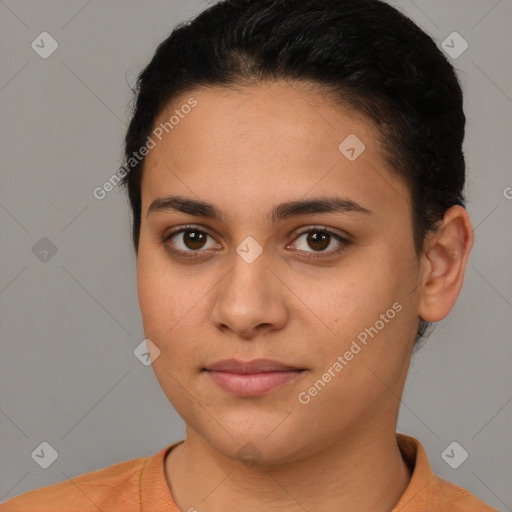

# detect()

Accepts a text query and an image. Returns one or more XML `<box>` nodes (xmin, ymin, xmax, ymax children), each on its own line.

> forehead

<box><xmin>140</xmin><ymin>81</ymin><xmax>412</xmax><ymax>223</ymax></box>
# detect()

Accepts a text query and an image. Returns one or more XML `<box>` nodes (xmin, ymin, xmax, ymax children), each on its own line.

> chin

<box><xmin>186</xmin><ymin>411</ymin><xmax>314</xmax><ymax>467</ymax></box>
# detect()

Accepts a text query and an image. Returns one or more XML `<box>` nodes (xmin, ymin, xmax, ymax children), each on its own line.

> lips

<box><xmin>204</xmin><ymin>358</ymin><xmax>304</xmax><ymax>373</ymax></box>
<box><xmin>203</xmin><ymin>358</ymin><xmax>306</xmax><ymax>396</ymax></box>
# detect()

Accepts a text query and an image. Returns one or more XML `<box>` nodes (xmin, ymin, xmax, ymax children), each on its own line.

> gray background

<box><xmin>0</xmin><ymin>0</ymin><xmax>510</xmax><ymax>509</ymax></box>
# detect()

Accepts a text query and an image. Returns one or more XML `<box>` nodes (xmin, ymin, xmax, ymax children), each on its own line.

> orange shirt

<box><xmin>0</xmin><ymin>433</ymin><xmax>498</xmax><ymax>511</ymax></box>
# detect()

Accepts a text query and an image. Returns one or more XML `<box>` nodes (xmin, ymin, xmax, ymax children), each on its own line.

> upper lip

<box><xmin>204</xmin><ymin>358</ymin><xmax>304</xmax><ymax>373</ymax></box>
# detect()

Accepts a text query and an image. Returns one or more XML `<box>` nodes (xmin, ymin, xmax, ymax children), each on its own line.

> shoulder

<box><xmin>395</xmin><ymin>433</ymin><xmax>499</xmax><ymax>512</ymax></box>
<box><xmin>0</xmin><ymin>454</ymin><xmax>150</xmax><ymax>512</ymax></box>
<box><xmin>426</xmin><ymin>474</ymin><xmax>499</xmax><ymax>511</ymax></box>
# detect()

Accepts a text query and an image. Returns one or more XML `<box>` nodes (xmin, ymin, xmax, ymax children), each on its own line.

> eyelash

<box><xmin>161</xmin><ymin>224</ymin><xmax>352</xmax><ymax>260</ymax></box>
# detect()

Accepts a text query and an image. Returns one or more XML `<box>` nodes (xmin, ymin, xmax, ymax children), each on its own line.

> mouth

<box><xmin>202</xmin><ymin>358</ymin><xmax>307</xmax><ymax>397</ymax></box>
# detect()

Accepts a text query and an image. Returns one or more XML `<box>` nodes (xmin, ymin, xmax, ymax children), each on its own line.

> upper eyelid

<box><xmin>165</xmin><ymin>225</ymin><xmax>220</xmax><ymax>246</ymax></box>
<box><xmin>165</xmin><ymin>224</ymin><xmax>219</xmax><ymax>242</ymax></box>
<box><xmin>292</xmin><ymin>225</ymin><xmax>351</xmax><ymax>240</ymax></box>
<box><xmin>165</xmin><ymin>224</ymin><xmax>351</xmax><ymax>247</ymax></box>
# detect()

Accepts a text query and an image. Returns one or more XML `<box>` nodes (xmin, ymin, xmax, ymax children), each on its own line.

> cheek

<box><xmin>136</xmin><ymin>253</ymin><xmax>208</xmax><ymax>423</ymax></box>
<box><xmin>137</xmin><ymin>248</ymin><xmax>180</xmax><ymax>346</ymax></box>
<box><xmin>306</xmin><ymin>256</ymin><xmax>415</xmax><ymax>372</ymax></box>
<box><xmin>315</xmin><ymin>265</ymin><xmax>392</xmax><ymax>331</ymax></box>
<box><xmin>136</xmin><ymin>247</ymin><xmax>213</xmax><ymax>367</ymax></box>
<box><xmin>137</xmin><ymin>240</ymin><xmax>183</xmax><ymax>316</ymax></box>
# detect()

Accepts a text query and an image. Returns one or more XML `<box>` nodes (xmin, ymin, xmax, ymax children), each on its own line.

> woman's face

<box><xmin>136</xmin><ymin>80</ymin><xmax>423</xmax><ymax>463</ymax></box>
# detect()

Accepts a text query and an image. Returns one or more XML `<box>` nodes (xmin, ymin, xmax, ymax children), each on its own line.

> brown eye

<box><xmin>291</xmin><ymin>227</ymin><xmax>351</xmax><ymax>258</ymax></box>
<box><xmin>163</xmin><ymin>227</ymin><xmax>220</xmax><ymax>256</ymax></box>
<box><xmin>182</xmin><ymin>230</ymin><xmax>207</xmax><ymax>250</ymax></box>
<box><xmin>306</xmin><ymin>231</ymin><xmax>330</xmax><ymax>251</ymax></box>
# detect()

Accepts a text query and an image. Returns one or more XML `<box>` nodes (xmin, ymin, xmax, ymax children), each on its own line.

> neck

<box><xmin>164</xmin><ymin>421</ymin><xmax>411</xmax><ymax>512</ymax></box>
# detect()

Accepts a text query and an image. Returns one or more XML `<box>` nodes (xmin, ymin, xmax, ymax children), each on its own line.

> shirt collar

<box><xmin>392</xmin><ymin>433</ymin><xmax>435</xmax><ymax>511</ymax></box>
<box><xmin>140</xmin><ymin>440</ymin><xmax>183</xmax><ymax>511</ymax></box>
<box><xmin>140</xmin><ymin>433</ymin><xmax>433</xmax><ymax>511</ymax></box>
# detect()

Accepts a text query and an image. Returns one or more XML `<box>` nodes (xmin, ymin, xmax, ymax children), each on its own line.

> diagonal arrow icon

<box><xmin>441</xmin><ymin>31</ymin><xmax>468</xmax><ymax>59</ymax></box>
<box><xmin>339</xmin><ymin>134</ymin><xmax>365</xmax><ymax>161</ymax></box>
<box><xmin>236</xmin><ymin>236</ymin><xmax>262</xmax><ymax>263</ymax></box>
<box><xmin>441</xmin><ymin>441</ymin><xmax>468</xmax><ymax>469</ymax></box>
<box><xmin>31</xmin><ymin>32</ymin><xmax>59</xmax><ymax>59</ymax></box>
<box><xmin>134</xmin><ymin>339</ymin><xmax>161</xmax><ymax>366</ymax></box>
<box><xmin>31</xmin><ymin>441</ymin><xmax>58</xmax><ymax>468</ymax></box>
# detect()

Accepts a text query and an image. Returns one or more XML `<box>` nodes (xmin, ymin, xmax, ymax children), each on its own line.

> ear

<box><xmin>417</xmin><ymin>205</ymin><xmax>474</xmax><ymax>323</ymax></box>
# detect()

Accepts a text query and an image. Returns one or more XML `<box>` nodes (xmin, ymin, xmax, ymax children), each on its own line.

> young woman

<box><xmin>1</xmin><ymin>0</ymin><xmax>498</xmax><ymax>510</ymax></box>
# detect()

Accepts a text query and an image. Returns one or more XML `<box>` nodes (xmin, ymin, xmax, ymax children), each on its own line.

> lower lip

<box><xmin>206</xmin><ymin>370</ymin><xmax>304</xmax><ymax>396</ymax></box>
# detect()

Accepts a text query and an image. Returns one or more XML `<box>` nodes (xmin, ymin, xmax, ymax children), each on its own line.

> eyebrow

<box><xmin>146</xmin><ymin>195</ymin><xmax>373</xmax><ymax>223</ymax></box>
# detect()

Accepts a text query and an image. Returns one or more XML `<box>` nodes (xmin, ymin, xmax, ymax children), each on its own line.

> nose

<box><xmin>209</xmin><ymin>250</ymin><xmax>289</xmax><ymax>340</ymax></box>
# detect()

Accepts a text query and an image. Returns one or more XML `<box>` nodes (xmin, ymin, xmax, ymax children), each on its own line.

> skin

<box><xmin>136</xmin><ymin>80</ymin><xmax>474</xmax><ymax>512</ymax></box>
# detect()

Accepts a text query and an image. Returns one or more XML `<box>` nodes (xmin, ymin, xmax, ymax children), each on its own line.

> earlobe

<box><xmin>418</xmin><ymin>206</ymin><xmax>474</xmax><ymax>323</ymax></box>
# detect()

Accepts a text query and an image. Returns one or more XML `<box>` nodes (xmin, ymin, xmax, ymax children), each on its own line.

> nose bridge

<box><xmin>210</xmin><ymin>245</ymin><xmax>288</xmax><ymax>337</ymax></box>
